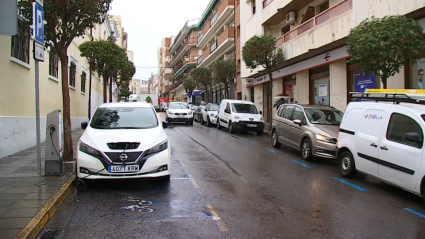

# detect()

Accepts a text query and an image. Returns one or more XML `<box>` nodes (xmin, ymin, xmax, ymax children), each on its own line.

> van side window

<box><xmin>387</xmin><ymin>113</ymin><xmax>424</xmax><ymax>148</ymax></box>
<box><xmin>283</xmin><ymin>106</ymin><xmax>294</xmax><ymax>120</ymax></box>
<box><xmin>226</xmin><ymin>103</ymin><xmax>231</xmax><ymax>113</ymax></box>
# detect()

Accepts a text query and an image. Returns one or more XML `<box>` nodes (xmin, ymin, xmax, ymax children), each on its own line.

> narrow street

<box><xmin>40</xmin><ymin>113</ymin><xmax>425</xmax><ymax>239</ymax></box>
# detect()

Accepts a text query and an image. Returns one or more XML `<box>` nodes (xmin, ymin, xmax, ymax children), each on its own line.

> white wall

<box><xmin>330</xmin><ymin>60</ymin><xmax>348</xmax><ymax>112</ymax></box>
<box><xmin>296</xmin><ymin>71</ymin><xmax>309</xmax><ymax>104</ymax></box>
<box><xmin>253</xmin><ymin>84</ymin><xmax>263</xmax><ymax>113</ymax></box>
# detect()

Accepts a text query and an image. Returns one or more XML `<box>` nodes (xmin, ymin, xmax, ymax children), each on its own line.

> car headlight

<box><xmin>210</xmin><ymin>113</ymin><xmax>215</xmax><ymax>117</ymax></box>
<box><xmin>188</xmin><ymin>111</ymin><xmax>192</xmax><ymax>115</ymax></box>
<box><xmin>79</xmin><ymin>141</ymin><xmax>103</xmax><ymax>159</ymax></box>
<box><xmin>315</xmin><ymin>134</ymin><xmax>336</xmax><ymax>144</ymax></box>
<box><xmin>168</xmin><ymin>112</ymin><xmax>173</xmax><ymax>115</ymax></box>
<box><xmin>260</xmin><ymin>116</ymin><xmax>263</xmax><ymax>121</ymax></box>
<box><xmin>144</xmin><ymin>139</ymin><xmax>168</xmax><ymax>157</ymax></box>
<box><xmin>235</xmin><ymin>116</ymin><xmax>240</xmax><ymax>119</ymax></box>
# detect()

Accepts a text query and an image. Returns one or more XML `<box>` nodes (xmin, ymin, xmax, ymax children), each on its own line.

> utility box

<box><xmin>45</xmin><ymin>109</ymin><xmax>64</xmax><ymax>176</ymax></box>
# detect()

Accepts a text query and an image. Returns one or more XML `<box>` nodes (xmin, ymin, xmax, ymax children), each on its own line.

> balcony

<box><xmin>171</xmin><ymin>56</ymin><xmax>197</xmax><ymax>81</ymax></box>
<box><xmin>170</xmin><ymin>37</ymin><xmax>198</xmax><ymax>67</ymax></box>
<box><xmin>165</xmin><ymin>67</ymin><xmax>172</xmax><ymax>74</ymax></box>
<box><xmin>262</xmin><ymin>0</ymin><xmax>273</xmax><ymax>8</ymax></box>
<box><xmin>197</xmin><ymin>55</ymin><xmax>203</xmax><ymax>64</ymax></box>
<box><xmin>275</xmin><ymin>0</ymin><xmax>352</xmax><ymax>60</ymax></box>
<box><xmin>198</xmin><ymin>27</ymin><xmax>235</xmax><ymax>68</ymax></box>
<box><xmin>197</xmin><ymin>0</ymin><xmax>235</xmax><ymax>49</ymax></box>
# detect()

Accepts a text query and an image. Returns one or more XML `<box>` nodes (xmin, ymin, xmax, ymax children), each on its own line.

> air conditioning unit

<box><xmin>224</xmin><ymin>53</ymin><xmax>235</xmax><ymax>60</ymax></box>
<box><xmin>286</xmin><ymin>11</ymin><xmax>296</xmax><ymax>25</ymax></box>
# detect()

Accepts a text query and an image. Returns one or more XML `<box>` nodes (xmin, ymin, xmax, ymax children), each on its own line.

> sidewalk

<box><xmin>0</xmin><ymin>129</ymin><xmax>83</xmax><ymax>239</ymax></box>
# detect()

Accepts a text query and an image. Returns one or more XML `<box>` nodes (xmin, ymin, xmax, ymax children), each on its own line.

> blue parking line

<box><xmin>404</xmin><ymin>208</ymin><xmax>425</xmax><ymax>219</ymax></box>
<box><xmin>291</xmin><ymin>159</ymin><xmax>314</xmax><ymax>169</ymax></box>
<box><xmin>332</xmin><ymin>177</ymin><xmax>368</xmax><ymax>192</ymax></box>
<box><xmin>231</xmin><ymin>135</ymin><xmax>239</xmax><ymax>139</ymax></box>
<box><xmin>246</xmin><ymin>140</ymin><xmax>255</xmax><ymax>145</ymax></box>
<box><xmin>266</xmin><ymin>148</ymin><xmax>278</xmax><ymax>154</ymax></box>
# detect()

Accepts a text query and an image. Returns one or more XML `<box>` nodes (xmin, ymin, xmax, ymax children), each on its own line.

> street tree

<box><xmin>18</xmin><ymin>0</ymin><xmax>112</xmax><ymax>161</ymax></box>
<box><xmin>190</xmin><ymin>68</ymin><xmax>212</xmax><ymax>102</ymax></box>
<box><xmin>210</xmin><ymin>60</ymin><xmax>236</xmax><ymax>99</ymax></box>
<box><xmin>183</xmin><ymin>78</ymin><xmax>197</xmax><ymax>93</ymax></box>
<box><xmin>242</xmin><ymin>35</ymin><xmax>284</xmax><ymax>130</ymax></box>
<box><xmin>347</xmin><ymin>15</ymin><xmax>425</xmax><ymax>89</ymax></box>
<box><xmin>79</xmin><ymin>40</ymin><xmax>128</xmax><ymax>103</ymax></box>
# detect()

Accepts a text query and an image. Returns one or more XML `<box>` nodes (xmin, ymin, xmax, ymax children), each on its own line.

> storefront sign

<box><xmin>354</xmin><ymin>71</ymin><xmax>376</xmax><ymax>92</ymax></box>
<box><xmin>193</xmin><ymin>91</ymin><xmax>202</xmax><ymax>96</ymax></box>
<box><xmin>319</xmin><ymin>84</ymin><xmax>327</xmax><ymax>97</ymax></box>
<box><xmin>187</xmin><ymin>92</ymin><xmax>192</xmax><ymax>96</ymax></box>
<box><xmin>248</xmin><ymin>46</ymin><xmax>349</xmax><ymax>87</ymax></box>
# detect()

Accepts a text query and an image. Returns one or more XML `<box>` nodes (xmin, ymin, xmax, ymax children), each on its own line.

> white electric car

<box><xmin>76</xmin><ymin>102</ymin><xmax>171</xmax><ymax>181</ymax></box>
<box><xmin>201</xmin><ymin>103</ymin><xmax>219</xmax><ymax>126</ymax></box>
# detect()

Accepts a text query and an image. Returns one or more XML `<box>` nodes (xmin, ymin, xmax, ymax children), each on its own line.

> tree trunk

<box><xmin>268</xmin><ymin>71</ymin><xmax>274</xmax><ymax>131</ymax></box>
<box><xmin>88</xmin><ymin>65</ymin><xmax>92</xmax><ymax>119</ymax></box>
<box><xmin>103</xmin><ymin>76</ymin><xmax>107</xmax><ymax>103</ymax></box>
<box><xmin>224</xmin><ymin>82</ymin><xmax>229</xmax><ymax>99</ymax></box>
<box><xmin>109</xmin><ymin>77</ymin><xmax>113</xmax><ymax>103</ymax></box>
<box><xmin>58</xmin><ymin>53</ymin><xmax>73</xmax><ymax>161</ymax></box>
<box><xmin>381</xmin><ymin>74</ymin><xmax>388</xmax><ymax>89</ymax></box>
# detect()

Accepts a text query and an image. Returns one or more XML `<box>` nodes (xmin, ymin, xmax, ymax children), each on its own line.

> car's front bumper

<box><xmin>167</xmin><ymin>114</ymin><xmax>193</xmax><ymax>123</ymax></box>
<box><xmin>76</xmin><ymin>147</ymin><xmax>171</xmax><ymax>179</ymax></box>
<box><xmin>233</xmin><ymin>121</ymin><xmax>264</xmax><ymax>132</ymax></box>
<box><xmin>312</xmin><ymin>140</ymin><xmax>337</xmax><ymax>159</ymax></box>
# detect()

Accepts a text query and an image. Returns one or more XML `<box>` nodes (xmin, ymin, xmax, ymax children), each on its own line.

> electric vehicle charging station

<box><xmin>45</xmin><ymin>109</ymin><xmax>64</xmax><ymax>176</ymax></box>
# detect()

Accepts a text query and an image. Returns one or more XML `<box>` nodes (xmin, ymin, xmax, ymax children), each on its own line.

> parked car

<box><xmin>194</xmin><ymin>105</ymin><xmax>205</xmax><ymax>123</ymax></box>
<box><xmin>338</xmin><ymin>91</ymin><xmax>425</xmax><ymax>203</ymax></box>
<box><xmin>271</xmin><ymin>104</ymin><xmax>342</xmax><ymax>161</ymax></box>
<box><xmin>201</xmin><ymin>103</ymin><xmax>219</xmax><ymax>126</ymax></box>
<box><xmin>217</xmin><ymin>100</ymin><xmax>264</xmax><ymax>135</ymax></box>
<box><xmin>166</xmin><ymin>102</ymin><xmax>193</xmax><ymax>125</ymax></box>
<box><xmin>76</xmin><ymin>102</ymin><xmax>171</xmax><ymax>181</ymax></box>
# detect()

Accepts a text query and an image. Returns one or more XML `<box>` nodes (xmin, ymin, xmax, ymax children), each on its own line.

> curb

<box><xmin>15</xmin><ymin>175</ymin><xmax>76</xmax><ymax>239</ymax></box>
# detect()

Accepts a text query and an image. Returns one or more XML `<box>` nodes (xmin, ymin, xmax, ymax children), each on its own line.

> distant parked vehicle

<box><xmin>217</xmin><ymin>100</ymin><xmax>264</xmax><ymax>135</ymax></box>
<box><xmin>201</xmin><ymin>103</ymin><xmax>219</xmax><ymax>127</ymax></box>
<box><xmin>166</xmin><ymin>102</ymin><xmax>194</xmax><ymax>125</ymax></box>
<box><xmin>194</xmin><ymin>105</ymin><xmax>205</xmax><ymax>123</ymax></box>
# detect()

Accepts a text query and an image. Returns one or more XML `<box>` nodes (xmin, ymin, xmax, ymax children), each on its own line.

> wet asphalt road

<box><xmin>40</xmin><ymin>113</ymin><xmax>425</xmax><ymax>239</ymax></box>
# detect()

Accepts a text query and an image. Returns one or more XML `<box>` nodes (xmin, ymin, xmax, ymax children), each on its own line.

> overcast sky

<box><xmin>109</xmin><ymin>0</ymin><xmax>210</xmax><ymax>81</ymax></box>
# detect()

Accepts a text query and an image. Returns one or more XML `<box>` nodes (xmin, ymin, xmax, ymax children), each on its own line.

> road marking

<box><xmin>189</xmin><ymin>175</ymin><xmax>199</xmax><ymax>188</ymax></box>
<box><xmin>332</xmin><ymin>177</ymin><xmax>368</xmax><ymax>192</ymax></box>
<box><xmin>404</xmin><ymin>208</ymin><xmax>425</xmax><ymax>219</ymax></box>
<box><xmin>207</xmin><ymin>205</ymin><xmax>228</xmax><ymax>232</ymax></box>
<box><xmin>231</xmin><ymin>135</ymin><xmax>239</xmax><ymax>139</ymax></box>
<box><xmin>246</xmin><ymin>140</ymin><xmax>256</xmax><ymax>145</ymax></box>
<box><xmin>291</xmin><ymin>159</ymin><xmax>314</xmax><ymax>169</ymax></box>
<box><xmin>266</xmin><ymin>148</ymin><xmax>278</xmax><ymax>154</ymax></box>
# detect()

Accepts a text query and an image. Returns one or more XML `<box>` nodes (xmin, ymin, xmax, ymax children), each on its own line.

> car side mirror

<box><xmin>293</xmin><ymin>119</ymin><xmax>302</xmax><ymax>126</ymax></box>
<box><xmin>404</xmin><ymin>132</ymin><xmax>423</xmax><ymax>147</ymax></box>
<box><xmin>259</xmin><ymin>111</ymin><xmax>262</xmax><ymax>115</ymax></box>
<box><xmin>81</xmin><ymin>122</ymin><xmax>88</xmax><ymax>130</ymax></box>
<box><xmin>162</xmin><ymin>121</ymin><xmax>169</xmax><ymax>129</ymax></box>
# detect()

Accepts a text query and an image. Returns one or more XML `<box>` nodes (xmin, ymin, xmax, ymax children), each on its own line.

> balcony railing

<box><xmin>198</xmin><ymin>31</ymin><xmax>204</xmax><ymax>42</ymax></box>
<box><xmin>173</xmin><ymin>56</ymin><xmax>197</xmax><ymax>74</ymax></box>
<box><xmin>171</xmin><ymin>37</ymin><xmax>198</xmax><ymax>63</ymax></box>
<box><xmin>218</xmin><ymin>26</ymin><xmax>235</xmax><ymax>46</ymax></box>
<box><xmin>276</xmin><ymin>0</ymin><xmax>352</xmax><ymax>45</ymax></box>
<box><xmin>210</xmin><ymin>41</ymin><xmax>218</xmax><ymax>53</ymax></box>
<box><xmin>197</xmin><ymin>55</ymin><xmax>203</xmax><ymax>64</ymax></box>
<box><xmin>262</xmin><ymin>0</ymin><xmax>273</xmax><ymax>8</ymax></box>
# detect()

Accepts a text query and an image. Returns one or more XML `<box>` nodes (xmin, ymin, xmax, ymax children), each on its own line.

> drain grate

<box><xmin>37</xmin><ymin>229</ymin><xmax>62</xmax><ymax>239</ymax></box>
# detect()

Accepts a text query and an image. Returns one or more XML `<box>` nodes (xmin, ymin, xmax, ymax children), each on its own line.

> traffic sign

<box><xmin>34</xmin><ymin>41</ymin><xmax>44</xmax><ymax>61</ymax></box>
<box><xmin>35</xmin><ymin>0</ymin><xmax>43</xmax><ymax>7</ymax></box>
<box><xmin>32</xmin><ymin>2</ymin><xmax>44</xmax><ymax>44</ymax></box>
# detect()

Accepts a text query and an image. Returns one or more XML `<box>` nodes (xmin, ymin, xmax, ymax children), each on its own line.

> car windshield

<box><xmin>305</xmin><ymin>108</ymin><xmax>343</xmax><ymax>125</ymax></box>
<box><xmin>209</xmin><ymin>104</ymin><xmax>219</xmax><ymax>111</ymax></box>
<box><xmin>231</xmin><ymin>103</ymin><xmax>258</xmax><ymax>114</ymax></box>
<box><xmin>90</xmin><ymin>107</ymin><xmax>158</xmax><ymax>129</ymax></box>
<box><xmin>170</xmin><ymin>103</ymin><xmax>189</xmax><ymax>109</ymax></box>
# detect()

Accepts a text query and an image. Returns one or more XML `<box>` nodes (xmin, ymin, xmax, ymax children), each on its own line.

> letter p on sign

<box><xmin>32</xmin><ymin>2</ymin><xmax>44</xmax><ymax>44</ymax></box>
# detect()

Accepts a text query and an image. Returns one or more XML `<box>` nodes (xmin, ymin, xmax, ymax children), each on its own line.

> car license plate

<box><xmin>108</xmin><ymin>165</ymin><xmax>139</xmax><ymax>173</ymax></box>
<box><xmin>247</xmin><ymin>124</ymin><xmax>257</xmax><ymax>127</ymax></box>
<box><xmin>178</xmin><ymin>115</ymin><xmax>184</xmax><ymax>118</ymax></box>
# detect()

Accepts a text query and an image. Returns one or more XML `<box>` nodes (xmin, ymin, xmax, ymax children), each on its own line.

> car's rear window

<box><xmin>90</xmin><ymin>107</ymin><xmax>158</xmax><ymax>129</ymax></box>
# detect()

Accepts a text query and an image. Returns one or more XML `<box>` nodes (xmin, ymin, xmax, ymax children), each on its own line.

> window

<box><xmin>252</xmin><ymin>0</ymin><xmax>256</xmax><ymax>15</ymax></box>
<box><xmin>277</xmin><ymin>106</ymin><xmax>285</xmax><ymax>117</ymax></box>
<box><xmin>69</xmin><ymin>62</ymin><xmax>76</xmax><ymax>88</ymax></box>
<box><xmin>305</xmin><ymin>108</ymin><xmax>343</xmax><ymax>125</ymax></box>
<box><xmin>81</xmin><ymin>72</ymin><xmax>87</xmax><ymax>93</ymax></box>
<box><xmin>90</xmin><ymin>107</ymin><xmax>158</xmax><ymax>129</ymax></box>
<box><xmin>281</xmin><ymin>25</ymin><xmax>290</xmax><ymax>36</ymax></box>
<box><xmin>283</xmin><ymin>106</ymin><xmax>294</xmax><ymax>120</ymax></box>
<box><xmin>318</xmin><ymin>1</ymin><xmax>329</xmax><ymax>14</ymax></box>
<box><xmin>237</xmin><ymin>26</ymin><xmax>240</xmax><ymax>38</ymax></box>
<box><xmin>11</xmin><ymin>20</ymin><xmax>30</xmax><ymax>64</ymax></box>
<box><xmin>225</xmin><ymin>103</ymin><xmax>231</xmax><ymax>113</ymax></box>
<box><xmin>293</xmin><ymin>107</ymin><xmax>305</xmax><ymax>121</ymax></box>
<box><xmin>231</xmin><ymin>104</ymin><xmax>258</xmax><ymax>114</ymax></box>
<box><xmin>49</xmin><ymin>51</ymin><xmax>59</xmax><ymax>78</ymax></box>
<box><xmin>387</xmin><ymin>113</ymin><xmax>423</xmax><ymax>148</ymax></box>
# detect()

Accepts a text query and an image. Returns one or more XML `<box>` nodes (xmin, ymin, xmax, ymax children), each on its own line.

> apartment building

<box><xmin>148</xmin><ymin>74</ymin><xmax>160</xmax><ymax>94</ymax></box>
<box><xmin>241</xmin><ymin>0</ymin><xmax>425</xmax><ymax>127</ymax></box>
<box><xmin>197</xmin><ymin>0</ymin><xmax>236</xmax><ymax>103</ymax></box>
<box><xmin>140</xmin><ymin>80</ymin><xmax>149</xmax><ymax>93</ymax></box>
<box><xmin>235</xmin><ymin>0</ymin><xmax>242</xmax><ymax>100</ymax></box>
<box><xmin>158</xmin><ymin>37</ymin><xmax>173</xmax><ymax>97</ymax></box>
<box><xmin>168</xmin><ymin>19</ymin><xmax>200</xmax><ymax>102</ymax></box>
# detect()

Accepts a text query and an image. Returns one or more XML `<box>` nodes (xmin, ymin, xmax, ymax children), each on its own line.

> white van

<box><xmin>337</xmin><ymin>90</ymin><xmax>425</xmax><ymax>203</ymax></box>
<box><xmin>216</xmin><ymin>100</ymin><xmax>264</xmax><ymax>135</ymax></box>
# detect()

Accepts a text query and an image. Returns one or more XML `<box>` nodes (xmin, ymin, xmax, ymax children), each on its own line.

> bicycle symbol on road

<box><xmin>121</xmin><ymin>196</ymin><xmax>153</xmax><ymax>213</ymax></box>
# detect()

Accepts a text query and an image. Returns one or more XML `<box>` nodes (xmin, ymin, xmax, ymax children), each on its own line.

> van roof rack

<box><xmin>349</xmin><ymin>92</ymin><xmax>425</xmax><ymax>105</ymax></box>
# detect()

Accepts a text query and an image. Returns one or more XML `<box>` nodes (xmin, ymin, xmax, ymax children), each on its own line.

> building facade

<box><xmin>197</xmin><ymin>0</ymin><xmax>236</xmax><ymax>103</ymax></box>
<box><xmin>167</xmin><ymin>19</ymin><xmax>200</xmax><ymax>102</ymax></box>
<box><xmin>148</xmin><ymin>74</ymin><xmax>160</xmax><ymax>94</ymax></box>
<box><xmin>158</xmin><ymin>37</ymin><xmax>173</xmax><ymax>97</ymax></box>
<box><xmin>0</xmin><ymin>14</ymin><xmax>129</xmax><ymax>158</ymax></box>
<box><xmin>241</xmin><ymin>0</ymin><xmax>425</xmax><ymax>127</ymax></box>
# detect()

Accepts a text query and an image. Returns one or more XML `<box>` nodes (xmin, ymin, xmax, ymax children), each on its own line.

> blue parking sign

<box><xmin>33</xmin><ymin>2</ymin><xmax>44</xmax><ymax>44</ymax></box>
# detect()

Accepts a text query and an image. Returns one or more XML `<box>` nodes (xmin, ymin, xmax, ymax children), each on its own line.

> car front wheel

<box><xmin>228</xmin><ymin>121</ymin><xmax>235</xmax><ymax>133</ymax></box>
<box><xmin>217</xmin><ymin>119</ymin><xmax>221</xmax><ymax>129</ymax></box>
<box><xmin>207</xmin><ymin>117</ymin><xmax>212</xmax><ymax>127</ymax></box>
<box><xmin>339</xmin><ymin>150</ymin><xmax>357</xmax><ymax>178</ymax></box>
<box><xmin>301</xmin><ymin>138</ymin><xmax>313</xmax><ymax>161</ymax></box>
<box><xmin>271</xmin><ymin>130</ymin><xmax>281</xmax><ymax>148</ymax></box>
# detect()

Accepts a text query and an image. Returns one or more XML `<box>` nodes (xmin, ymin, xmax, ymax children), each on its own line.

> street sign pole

<box><xmin>33</xmin><ymin>1</ymin><xmax>44</xmax><ymax>187</ymax></box>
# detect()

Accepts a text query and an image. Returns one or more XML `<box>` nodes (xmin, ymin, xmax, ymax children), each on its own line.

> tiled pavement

<box><xmin>0</xmin><ymin>129</ymin><xmax>83</xmax><ymax>239</ymax></box>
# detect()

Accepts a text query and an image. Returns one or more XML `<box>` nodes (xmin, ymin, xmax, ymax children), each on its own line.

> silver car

<box><xmin>271</xmin><ymin>104</ymin><xmax>343</xmax><ymax>161</ymax></box>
